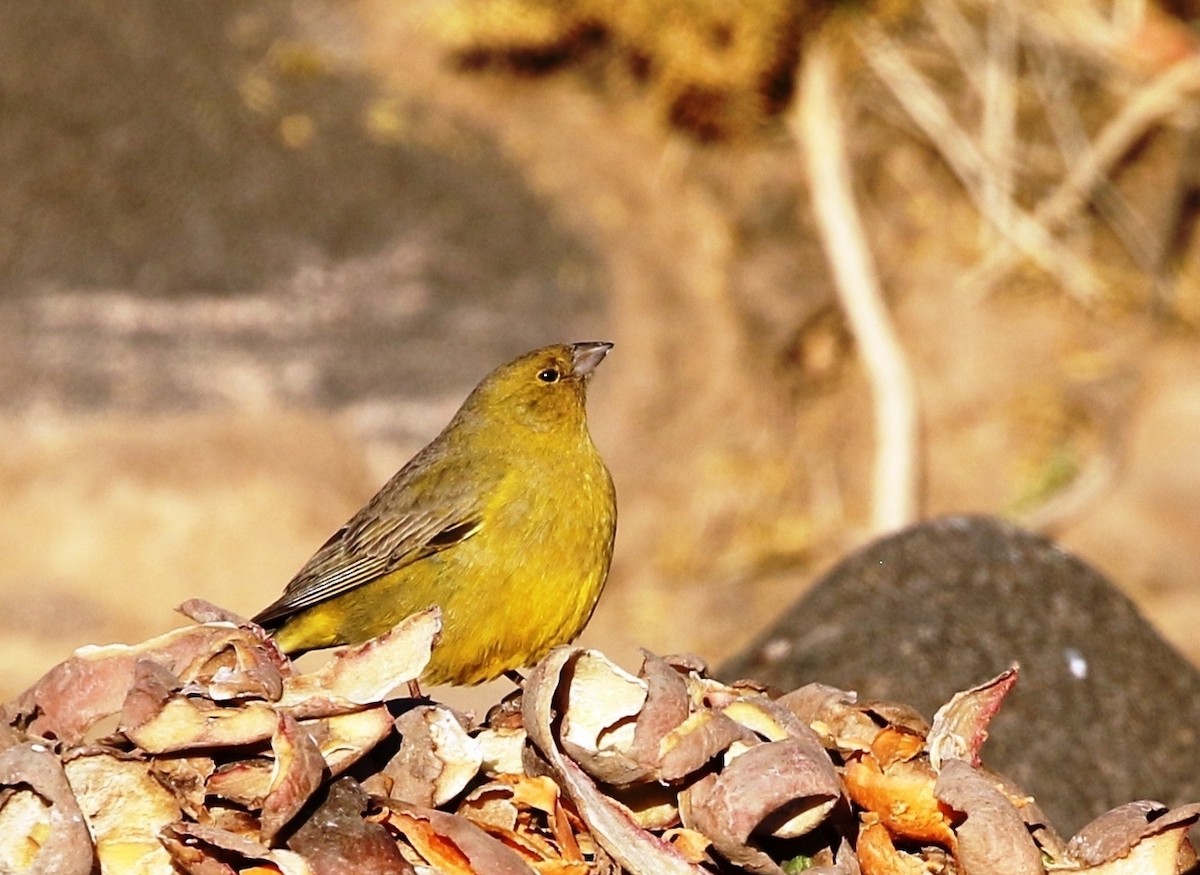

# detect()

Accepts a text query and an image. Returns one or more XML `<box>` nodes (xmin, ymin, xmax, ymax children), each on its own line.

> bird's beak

<box><xmin>570</xmin><ymin>341</ymin><xmax>613</xmax><ymax>378</ymax></box>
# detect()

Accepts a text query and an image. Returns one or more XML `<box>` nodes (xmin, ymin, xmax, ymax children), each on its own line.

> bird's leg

<box><xmin>503</xmin><ymin>669</ymin><xmax>526</xmax><ymax>687</ymax></box>
<box><xmin>407</xmin><ymin>678</ymin><xmax>424</xmax><ymax>698</ymax></box>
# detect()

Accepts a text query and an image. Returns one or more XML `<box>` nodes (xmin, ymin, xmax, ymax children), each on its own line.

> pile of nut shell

<box><xmin>2</xmin><ymin>601</ymin><xmax>1196</xmax><ymax>875</ymax></box>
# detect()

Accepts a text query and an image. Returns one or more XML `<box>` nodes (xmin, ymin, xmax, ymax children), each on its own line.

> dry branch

<box><xmin>858</xmin><ymin>20</ymin><xmax>1104</xmax><ymax>303</ymax></box>
<box><xmin>963</xmin><ymin>52</ymin><xmax>1200</xmax><ymax>295</ymax></box>
<box><xmin>794</xmin><ymin>38</ymin><xmax>919</xmax><ymax>535</ymax></box>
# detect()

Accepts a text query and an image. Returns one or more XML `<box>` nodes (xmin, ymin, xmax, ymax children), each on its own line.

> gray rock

<box><xmin>721</xmin><ymin>515</ymin><xmax>1200</xmax><ymax>837</ymax></box>
<box><xmin>0</xmin><ymin>0</ymin><xmax>605</xmax><ymax>427</ymax></box>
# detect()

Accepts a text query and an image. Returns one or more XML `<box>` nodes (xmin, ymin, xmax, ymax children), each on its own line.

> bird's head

<box><xmin>456</xmin><ymin>342</ymin><xmax>612</xmax><ymax>436</ymax></box>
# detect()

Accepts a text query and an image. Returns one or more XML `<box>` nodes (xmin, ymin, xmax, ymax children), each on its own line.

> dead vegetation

<box><xmin>4</xmin><ymin>606</ymin><xmax>1199</xmax><ymax>874</ymax></box>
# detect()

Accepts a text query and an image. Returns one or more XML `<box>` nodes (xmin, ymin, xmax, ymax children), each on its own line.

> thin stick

<box><xmin>980</xmin><ymin>0</ymin><xmax>1018</xmax><ymax>247</ymax></box>
<box><xmin>963</xmin><ymin>53</ymin><xmax>1200</xmax><ymax>294</ymax></box>
<box><xmin>859</xmin><ymin>21</ymin><xmax>1102</xmax><ymax>303</ymax></box>
<box><xmin>924</xmin><ymin>0</ymin><xmax>987</xmax><ymax>95</ymax></box>
<box><xmin>794</xmin><ymin>38</ymin><xmax>919</xmax><ymax>534</ymax></box>
<box><xmin>1111</xmin><ymin>0</ymin><xmax>1147</xmax><ymax>34</ymax></box>
<box><xmin>1028</xmin><ymin>39</ymin><xmax>1159</xmax><ymax>270</ymax></box>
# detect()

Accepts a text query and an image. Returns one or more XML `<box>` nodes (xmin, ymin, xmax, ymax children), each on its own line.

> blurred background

<box><xmin>3</xmin><ymin>0</ymin><xmax>1200</xmax><ymax>706</ymax></box>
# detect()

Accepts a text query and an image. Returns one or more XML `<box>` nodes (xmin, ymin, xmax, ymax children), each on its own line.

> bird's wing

<box><xmin>253</xmin><ymin>446</ymin><xmax>498</xmax><ymax>625</ymax></box>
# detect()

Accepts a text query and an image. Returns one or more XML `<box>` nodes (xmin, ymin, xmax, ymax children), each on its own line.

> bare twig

<box><xmin>793</xmin><ymin>38</ymin><xmax>919</xmax><ymax>534</ymax></box>
<box><xmin>963</xmin><ymin>53</ymin><xmax>1200</xmax><ymax>295</ymax></box>
<box><xmin>980</xmin><ymin>0</ymin><xmax>1018</xmax><ymax>247</ymax></box>
<box><xmin>858</xmin><ymin>21</ymin><xmax>1103</xmax><ymax>303</ymax></box>
<box><xmin>1110</xmin><ymin>0</ymin><xmax>1147</xmax><ymax>35</ymax></box>
<box><xmin>924</xmin><ymin>0</ymin><xmax>987</xmax><ymax>94</ymax></box>
<box><xmin>1027</xmin><ymin>39</ymin><xmax>1160</xmax><ymax>270</ymax></box>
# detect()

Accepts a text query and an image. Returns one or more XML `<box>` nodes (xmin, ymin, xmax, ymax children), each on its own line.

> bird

<box><xmin>253</xmin><ymin>341</ymin><xmax>617</xmax><ymax>687</ymax></box>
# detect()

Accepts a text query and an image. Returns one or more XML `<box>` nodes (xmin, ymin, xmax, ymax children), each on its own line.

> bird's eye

<box><xmin>537</xmin><ymin>368</ymin><xmax>560</xmax><ymax>383</ymax></box>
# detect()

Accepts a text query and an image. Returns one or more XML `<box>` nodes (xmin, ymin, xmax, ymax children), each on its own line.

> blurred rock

<box><xmin>0</xmin><ymin>0</ymin><xmax>606</xmax><ymax>431</ymax></box>
<box><xmin>721</xmin><ymin>515</ymin><xmax>1200</xmax><ymax>837</ymax></box>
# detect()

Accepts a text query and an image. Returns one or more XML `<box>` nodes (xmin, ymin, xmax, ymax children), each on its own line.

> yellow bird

<box><xmin>254</xmin><ymin>342</ymin><xmax>617</xmax><ymax>686</ymax></box>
